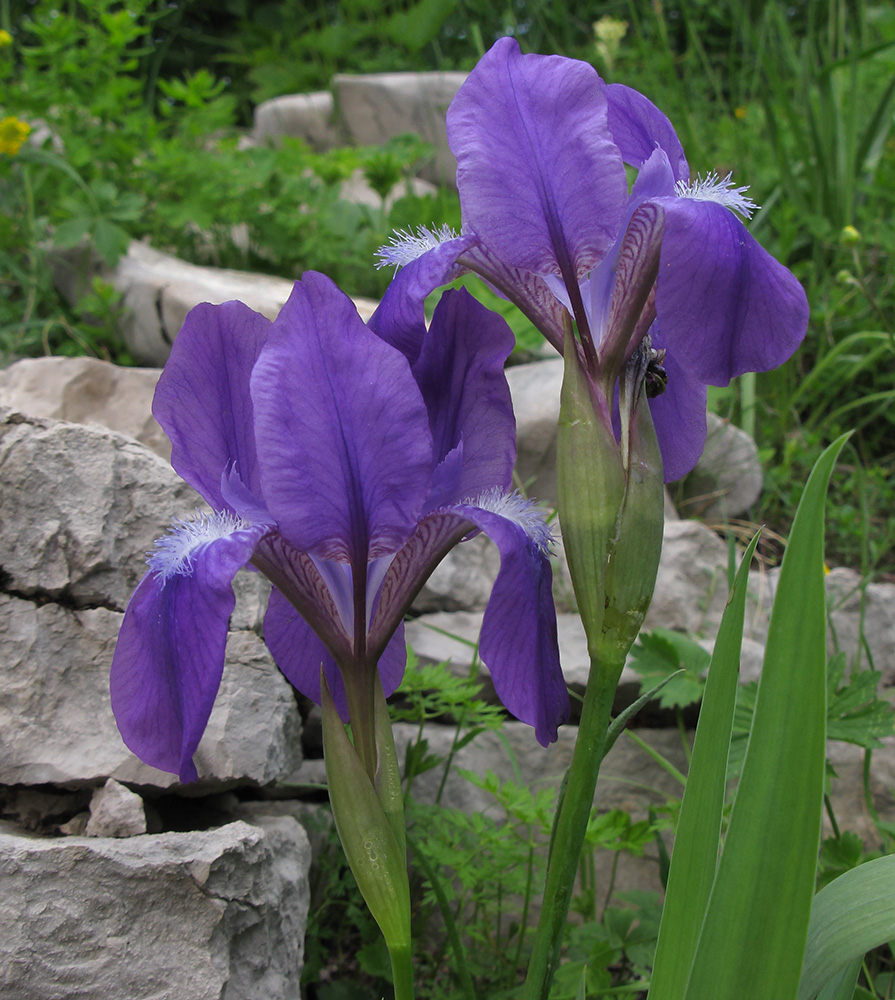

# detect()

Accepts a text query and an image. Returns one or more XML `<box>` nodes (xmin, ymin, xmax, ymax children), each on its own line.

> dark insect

<box><xmin>644</xmin><ymin>348</ymin><xmax>668</xmax><ymax>398</ymax></box>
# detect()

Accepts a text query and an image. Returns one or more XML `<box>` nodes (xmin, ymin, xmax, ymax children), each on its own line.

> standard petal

<box><xmin>605</xmin><ymin>82</ymin><xmax>689</xmax><ymax>182</ymax></box>
<box><xmin>265</xmin><ymin>588</ymin><xmax>407</xmax><ymax>720</ymax></box>
<box><xmin>447</xmin><ymin>37</ymin><xmax>626</xmax><ymax>282</ymax></box>
<box><xmin>251</xmin><ymin>272</ymin><xmax>434</xmax><ymax>562</ymax></box>
<box><xmin>452</xmin><ymin>498</ymin><xmax>569</xmax><ymax>745</ymax></box>
<box><xmin>110</xmin><ymin>517</ymin><xmax>265</xmax><ymax>782</ymax></box>
<box><xmin>413</xmin><ymin>289</ymin><xmax>516</xmax><ymax>508</ymax></box>
<box><xmin>655</xmin><ymin>198</ymin><xmax>809</xmax><ymax>385</ymax></box>
<box><xmin>153</xmin><ymin>300</ymin><xmax>271</xmax><ymax>510</ymax></box>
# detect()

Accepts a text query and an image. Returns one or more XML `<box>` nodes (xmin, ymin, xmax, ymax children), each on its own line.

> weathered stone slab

<box><xmin>0</xmin><ymin>595</ymin><xmax>303</xmax><ymax>789</ymax></box>
<box><xmin>0</xmin><ymin>817</ymin><xmax>310</xmax><ymax>1000</ymax></box>
<box><xmin>677</xmin><ymin>411</ymin><xmax>762</xmax><ymax>520</ymax></box>
<box><xmin>0</xmin><ymin>411</ymin><xmax>198</xmax><ymax>609</ymax></box>
<box><xmin>644</xmin><ymin>519</ymin><xmax>732</xmax><ymax>636</ymax></box>
<box><xmin>0</xmin><ymin>356</ymin><xmax>168</xmax><ymax>460</ymax></box>
<box><xmin>253</xmin><ymin>91</ymin><xmax>340</xmax><ymax>150</ymax></box>
<box><xmin>333</xmin><ymin>71</ymin><xmax>467</xmax><ymax>186</ymax></box>
<box><xmin>53</xmin><ymin>242</ymin><xmax>379</xmax><ymax>366</ymax></box>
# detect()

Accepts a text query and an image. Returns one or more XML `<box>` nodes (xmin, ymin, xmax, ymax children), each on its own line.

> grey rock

<box><xmin>253</xmin><ymin>91</ymin><xmax>339</xmax><ymax>150</ymax></box>
<box><xmin>413</xmin><ymin>532</ymin><xmax>501</xmax><ymax>614</ymax></box>
<box><xmin>644</xmin><ymin>519</ymin><xmax>732</xmax><ymax>637</ymax></box>
<box><xmin>339</xmin><ymin>169</ymin><xmax>438</xmax><ymax>210</ymax></box>
<box><xmin>53</xmin><ymin>241</ymin><xmax>379</xmax><ymax>366</ymax></box>
<box><xmin>404</xmin><ymin>610</ymin><xmax>642</xmax><ymax>707</ymax></box>
<box><xmin>0</xmin><ymin>356</ymin><xmax>168</xmax><ymax>460</ymax></box>
<box><xmin>825</xmin><ymin>567</ymin><xmax>895</xmax><ymax>683</ymax></box>
<box><xmin>85</xmin><ymin>778</ymin><xmax>146</xmax><ymax>837</ymax></box>
<box><xmin>0</xmin><ymin>595</ymin><xmax>303</xmax><ymax>789</ymax></box>
<box><xmin>0</xmin><ymin>411</ymin><xmax>199</xmax><ymax>610</ymax></box>
<box><xmin>395</xmin><ymin>721</ymin><xmax>689</xmax><ymax>818</ymax></box>
<box><xmin>333</xmin><ymin>71</ymin><xmax>467</xmax><ymax>186</ymax></box>
<box><xmin>0</xmin><ymin>817</ymin><xmax>310</xmax><ymax>1000</ymax></box>
<box><xmin>678</xmin><ymin>411</ymin><xmax>763</xmax><ymax>520</ymax></box>
<box><xmin>506</xmin><ymin>357</ymin><xmax>563</xmax><ymax>504</ymax></box>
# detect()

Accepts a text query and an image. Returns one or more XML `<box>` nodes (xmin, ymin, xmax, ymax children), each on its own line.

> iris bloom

<box><xmin>111</xmin><ymin>273</ymin><xmax>567</xmax><ymax>782</ymax></box>
<box><xmin>376</xmin><ymin>38</ymin><xmax>809</xmax><ymax>482</ymax></box>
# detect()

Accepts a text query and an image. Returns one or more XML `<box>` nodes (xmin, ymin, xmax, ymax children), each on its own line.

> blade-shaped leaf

<box><xmin>682</xmin><ymin>434</ymin><xmax>850</xmax><ymax>1000</ymax></box>
<box><xmin>647</xmin><ymin>531</ymin><xmax>761</xmax><ymax>1000</ymax></box>
<box><xmin>798</xmin><ymin>854</ymin><xmax>895</xmax><ymax>1000</ymax></box>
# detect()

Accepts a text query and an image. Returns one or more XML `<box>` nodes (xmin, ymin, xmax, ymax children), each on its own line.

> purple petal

<box><xmin>265</xmin><ymin>587</ymin><xmax>407</xmax><ymax>720</ymax></box>
<box><xmin>370</xmin><ymin>233</ymin><xmax>477</xmax><ymax>363</ymax></box>
<box><xmin>153</xmin><ymin>300</ymin><xmax>271</xmax><ymax>510</ymax></box>
<box><xmin>458</xmin><ymin>243</ymin><xmax>569</xmax><ymax>352</ymax></box>
<box><xmin>110</xmin><ymin>519</ymin><xmax>265</xmax><ymax>782</ymax></box>
<box><xmin>413</xmin><ymin>289</ymin><xmax>516</xmax><ymax>508</ymax></box>
<box><xmin>252</xmin><ymin>532</ymin><xmax>353</xmax><ymax>665</ymax></box>
<box><xmin>605</xmin><ymin>83</ymin><xmax>689</xmax><ymax>182</ymax></box>
<box><xmin>647</xmin><ymin>329</ymin><xmax>709</xmax><ymax>482</ymax></box>
<box><xmin>656</xmin><ymin>198</ymin><xmax>809</xmax><ymax>385</ymax></box>
<box><xmin>251</xmin><ymin>272</ymin><xmax>433</xmax><ymax>563</ymax></box>
<box><xmin>263</xmin><ymin>585</ymin><xmax>345</xmax><ymax>711</ymax></box>
<box><xmin>368</xmin><ymin>511</ymin><xmax>476</xmax><ymax>657</ymax></box>
<box><xmin>452</xmin><ymin>500</ymin><xmax>569</xmax><ymax>745</ymax></box>
<box><xmin>447</xmin><ymin>37</ymin><xmax>626</xmax><ymax>282</ymax></box>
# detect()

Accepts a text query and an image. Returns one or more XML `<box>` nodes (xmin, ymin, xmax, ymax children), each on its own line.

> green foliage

<box><xmin>629</xmin><ymin>628</ymin><xmax>711</xmax><ymax>710</ymax></box>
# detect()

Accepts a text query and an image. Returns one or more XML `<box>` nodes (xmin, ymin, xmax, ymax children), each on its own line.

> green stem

<box><xmin>523</xmin><ymin>655</ymin><xmax>623</xmax><ymax>1000</ymax></box>
<box><xmin>389</xmin><ymin>944</ymin><xmax>415</xmax><ymax>1000</ymax></box>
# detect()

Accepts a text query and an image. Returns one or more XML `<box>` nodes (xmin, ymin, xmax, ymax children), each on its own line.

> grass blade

<box><xmin>647</xmin><ymin>531</ymin><xmax>761</xmax><ymax>1000</ymax></box>
<box><xmin>682</xmin><ymin>434</ymin><xmax>850</xmax><ymax>1000</ymax></box>
<box><xmin>798</xmin><ymin>854</ymin><xmax>895</xmax><ymax>1000</ymax></box>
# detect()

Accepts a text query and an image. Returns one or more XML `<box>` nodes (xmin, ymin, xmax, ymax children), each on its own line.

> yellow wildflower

<box><xmin>0</xmin><ymin>29</ymin><xmax>12</xmax><ymax>48</ymax></box>
<box><xmin>0</xmin><ymin>116</ymin><xmax>30</xmax><ymax>155</ymax></box>
<box><xmin>734</xmin><ymin>106</ymin><xmax>748</xmax><ymax>120</ymax></box>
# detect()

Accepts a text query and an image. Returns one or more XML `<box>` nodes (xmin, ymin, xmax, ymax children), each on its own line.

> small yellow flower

<box><xmin>0</xmin><ymin>29</ymin><xmax>12</xmax><ymax>48</ymax></box>
<box><xmin>0</xmin><ymin>116</ymin><xmax>30</xmax><ymax>155</ymax></box>
<box><xmin>734</xmin><ymin>106</ymin><xmax>748</xmax><ymax>120</ymax></box>
<box><xmin>839</xmin><ymin>225</ymin><xmax>861</xmax><ymax>247</ymax></box>
<box><xmin>593</xmin><ymin>16</ymin><xmax>628</xmax><ymax>72</ymax></box>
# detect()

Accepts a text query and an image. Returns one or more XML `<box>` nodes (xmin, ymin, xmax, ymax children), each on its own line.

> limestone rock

<box><xmin>0</xmin><ymin>595</ymin><xmax>303</xmax><ymax>789</ymax></box>
<box><xmin>413</xmin><ymin>533</ymin><xmax>501</xmax><ymax>614</ymax></box>
<box><xmin>0</xmin><ymin>356</ymin><xmax>168</xmax><ymax>460</ymax></box>
<box><xmin>85</xmin><ymin>778</ymin><xmax>146</xmax><ymax>837</ymax></box>
<box><xmin>253</xmin><ymin>91</ymin><xmax>339</xmax><ymax>150</ymax></box>
<box><xmin>0</xmin><ymin>411</ymin><xmax>199</xmax><ymax>609</ymax></box>
<box><xmin>0</xmin><ymin>817</ymin><xmax>310</xmax><ymax>1000</ymax></box>
<box><xmin>677</xmin><ymin>411</ymin><xmax>763</xmax><ymax>520</ymax></box>
<box><xmin>825</xmin><ymin>567</ymin><xmax>895</xmax><ymax>684</ymax></box>
<box><xmin>506</xmin><ymin>357</ymin><xmax>563</xmax><ymax>504</ymax></box>
<box><xmin>404</xmin><ymin>610</ymin><xmax>641</xmax><ymax>711</ymax></box>
<box><xmin>339</xmin><ymin>169</ymin><xmax>438</xmax><ymax>210</ymax></box>
<box><xmin>333</xmin><ymin>71</ymin><xmax>467</xmax><ymax>186</ymax></box>
<box><xmin>644</xmin><ymin>519</ymin><xmax>732</xmax><ymax>636</ymax></box>
<box><xmin>53</xmin><ymin>241</ymin><xmax>379</xmax><ymax>366</ymax></box>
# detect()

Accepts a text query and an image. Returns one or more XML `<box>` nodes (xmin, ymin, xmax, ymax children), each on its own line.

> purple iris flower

<box><xmin>111</xmin><ymin>272</ymin><xmax>568</xmax><ymax>782</ymax></box>
<box><xmin>375</xmin><ymin>38</ymin><xmax>809</xmax><ymax>481</ymax></box>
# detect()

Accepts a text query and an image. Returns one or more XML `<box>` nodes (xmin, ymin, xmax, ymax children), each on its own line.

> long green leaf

<box><xmin>647</xmin><ymin>532</ymin><xmax>761</xmax><ymax>1000</ymax></box>
<box><xmin>683</xmin><ymin>434</ymin><xmax>850</xmax><ymax>1000</ymax></box>
<box><xmin>798</xmin><ymin>855</ymin><xmax>895</xmax><ymax>1000</ymax></box>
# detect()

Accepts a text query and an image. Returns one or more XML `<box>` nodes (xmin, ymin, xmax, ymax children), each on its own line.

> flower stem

<box><xmin>522</xmin><ymin>654</ymin><xmax>623</xmax><ymax>1000</ymax></box>
<box><xmin>389</xmin><ymin>943</ymin><xmax>415</xmax><ymax>1000</ymax></box>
